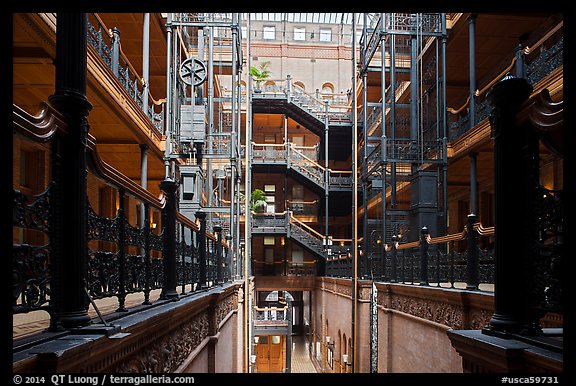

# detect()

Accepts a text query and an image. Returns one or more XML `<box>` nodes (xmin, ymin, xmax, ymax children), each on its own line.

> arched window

<box><xmin>264</xmin><ymin>80</ymin><xmax>276</xmax><ymax>93</ymax></box>
<box><xmin>321</xmin><ymin>82</ymin><xmax>334</xmax><ymax>100</ymax></box>
<box><xmin>293</xmin><ymin>81</ymin><xmax>305</xmax><ymax>91</ymax></box>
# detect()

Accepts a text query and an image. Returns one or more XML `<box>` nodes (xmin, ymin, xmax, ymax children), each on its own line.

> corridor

<box><xmin>290</xmin><ymin>335</ymin><xmax>318</xmax><ymax>373</ymax></box>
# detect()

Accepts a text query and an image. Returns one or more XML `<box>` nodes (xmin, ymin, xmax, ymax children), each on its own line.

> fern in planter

<box><xmin>240</xmin><ymin>188</ymin><xmax>267</xmax><ymax>213</ymax></box>
<box><xmin>250</xmin><ymin>61</ymin><xmax>271</xmax><ymax>92</ymax></box>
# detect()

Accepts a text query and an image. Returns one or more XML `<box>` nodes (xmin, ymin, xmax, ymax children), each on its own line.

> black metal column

<box><xmin>159</xmin><ymin>179</ymin><xmax>179</xmax><ymax>300</ymax></box>
<box><xmin>48</xmin><ymin>12</ymin><xmax>93</xmax><ymax>329</ymax></box>
<box><xmin>214</xmin><ymin>224</ymin><xmax>223</xmax><ymax>284</ymax></box>
<box><xmin>486</xmin><ymin>75</ymin><xmax>533</xmax><ymax>334</ymax></box>
<box><xmin>419</xmin><ymin>227</ymin><xmax>429</xmax><ymax>286</ymax></box>
<box><xmin>196</xmin><ymin>209</ymin><xmax>207</xmax><ymax>289</ymax></box>
<box><xmin>466</xmin><ymin>213</ymin><xmax>479</xmax><ymax>290</ymax></box>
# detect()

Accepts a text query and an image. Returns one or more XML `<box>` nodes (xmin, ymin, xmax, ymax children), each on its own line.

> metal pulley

<box><xmin>179</xmin><ymin>57</ymin><xmax>207</xmax><ymax>86</ymax></box>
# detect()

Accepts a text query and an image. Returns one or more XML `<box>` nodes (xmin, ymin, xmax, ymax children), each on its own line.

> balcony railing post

<box><xmin>466</xmin><ymin>213</ymin><xmax>480</xmax><ymax>290</ymax></box>
<box><xmin>419</xmin><ymin>227</ymin><xmax>429</xmax><ymax>286</ymax></box>
<box><xmin>117</xmin><ymin>189</ymin><xmax>128</xmax><ymax>311</ymax></box>
<box><xmin>111</xmin><ymin>27</ymin><xmax>120</xmax><ymax>77</ymax></box>
<box><xmin>142</xmin><ymin>203</ymin><xmax>151</xmax><ymax>305</ymax></box>
<box><xmin>48</xmin><ymin>12</ymin><xmax>93</xmax><ymax>329</ymax></box>
<box><xmin>196</xmin><ymin>209</ymin><xmax>207</xmax><ymax>289</ymax></box>
<box><xmin>390</xmin><ymin>236</ymin><xmax>398</xmax><ymax>283</ymax></box>
<box><xmin>214</xmin><ymin>224</ymin><xmax>223</xmax><ymax>284</ymax></box>
<box><xmin>159</xmin><ymin>179</ymin><xmax>179</xmax><ymax>300</ymax></box>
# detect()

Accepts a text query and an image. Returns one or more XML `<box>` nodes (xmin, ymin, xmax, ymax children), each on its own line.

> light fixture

<box><xmin>342</xmin><ymin>354</ymin><xmax>351</xmax><ymax>366</ymax></box>
<box><xmin>250</xmin><ymin>354</ymin><xmax>257</xmax><ymax>364</ymax></box>
<box><xmin>326</xmin><ymin>336</ymin><xmax>330</xmax><ymax>344</ymax></box>
<box><xmin>254</xmin><ymin>336</ymin><xmax>259</xmax><ymax>344</ymax></box>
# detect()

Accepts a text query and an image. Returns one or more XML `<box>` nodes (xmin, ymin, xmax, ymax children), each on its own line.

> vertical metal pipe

<box><xmin>469</xmin><ymin>14</ymin><xmax>476</xmax><ymax>129</ymax></box>
<box><xmin>390</xmin><ymin>34</ymin><xmax>396</xmax><ymax>208</ymax></box>
<box><xmin>351</xmin><ymin>12</ymin><xmax>359</xmax><ymax>374</ymax></box>
<box><xmin>468</xmin><ymin>14</ymin><xmax>478</xmax><ymax>219</ymax></box>
<box><xmin>244</xmin><ymin>14</ymin><xmax>252</xmax><ymax>373</ymax></box>
<box><xmin>380</xmin><ymin>12</ymin><xmax>387</xmax><ymax>277</ymax></box>
<box><xmin>410</xmin><ymin>36</ymin><xmax>418</xmax><ymax>143</ymax></box>
<box><xmin>324</xmin><ymin>100</ymin><xmax>329</xmax><ymax>253</ymax></box>
<box><xmin>235</xmin><ymin>17</ymin><xmax>243</xmax><ymax>280</ymax></box>
<box><xmin>361</xmin><ymin>13</ymin><xmax>368</xmax><ymax>279</ymax></box>
<box><xmin>164</xmin><ymin>13</ymin><xmax>173</xmax><ymax>179</ymax></box>
<box><xmin>230</xmin><ymin>13</ymin><xmax>238</xmax><ymax>280</ymax></box>
<box><xmin>441</xmin><ymin>23</ymin><xmax>448</xmax><ymax>234</ymax></box>
<box><xmin>142</xmin><ymin>13</ymin><xmax>150</xmax><ymax>111</ymax></box>
<box><xmin>208</xmin><ymin>26</ymin><xmax>214</xmax><ymax>208</ymax></box>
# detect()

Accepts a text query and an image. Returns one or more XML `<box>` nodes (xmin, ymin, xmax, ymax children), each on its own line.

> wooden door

<box><xmin>254</xmin><ymin>335</ymin><xmax>286</xmax><ymax>373</ymax></box>
<box><xmin>268</xmin><ymin>335</ymin><xmax>284</xmax><ymax>372</ymax></box>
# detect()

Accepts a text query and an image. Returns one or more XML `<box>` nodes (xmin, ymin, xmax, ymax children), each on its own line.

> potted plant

<box><xmin>250</xmin><ymin>61</ymin><xmax>271</xmax><ymax>93</ymax></box>
<box><xmin>240</xmin><ymin>188</ymin><xmax>267</xmax><ymax>213</ymax></box>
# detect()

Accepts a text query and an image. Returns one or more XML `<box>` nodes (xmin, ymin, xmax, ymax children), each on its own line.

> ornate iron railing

<box><xmin>87</xmin><ymin>14</ymin><xmax>164</xmax><ymax>133</ymax></box>
<box><xmin>326</xmin><ymin>215</ymin><xmax>495</xmax><ymax>290</ymax></box>
<box><xmin>448</xmin><ymin>22</ymin><xmax>563</xmax><ymax>141</ymax></box>
<box><xmin>13</xmin><ymin>103</ymin><xmax>231</xmax><ymax>327</ymax></box>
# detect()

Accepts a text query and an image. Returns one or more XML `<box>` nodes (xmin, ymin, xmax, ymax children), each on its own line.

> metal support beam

<box><xmin>48</xmin><ymin>12</ymin><xmax>93</xmax><ymax>329</ymax></box>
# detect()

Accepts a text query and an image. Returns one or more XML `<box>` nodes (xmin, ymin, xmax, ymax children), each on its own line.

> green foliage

<box><xmin>240</xmin><ymin>188</ymin><xmax>267</xmax><ymax>213</ymax></box>
<box><xmin>250</xmin><ymin>61</ymin><xmax>271</xmax><ymax>89</ymax></box>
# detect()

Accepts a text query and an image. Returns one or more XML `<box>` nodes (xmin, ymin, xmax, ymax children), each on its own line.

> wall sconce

<box><xmin>254</xmin><ymin>336</ymin><xmax>259</xmax><ymax>344</ymax></box>
<box><xmin>342</xmin><ymin>354</ymin><xmax>352</xmax><ymax>366</ymax></box>
<box><xmin>326</xmin><ymin>336</ymin><xmax>334</xmax><ymax>348</ymax></box>
<box><xmin>250</xmin><ymin>354</ymin><xmax>257</xmax><ymax>364</ymax></box>
<box><xmin>150</xmin><ymin>222</ymin><xmax>157</xmax><ymax>229</ymax></box>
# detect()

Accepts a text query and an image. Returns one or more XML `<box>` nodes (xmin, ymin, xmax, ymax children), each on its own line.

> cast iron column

<box><xmin>486</xmin><ymin>75</ymin><xmax>532</xmax><ymax>334</ymax></box>
<box><xmin>48</xmin><ymin>12</ymin><xmax>92</xmax><ymax>329</ymax></box>
<box><xmin>214</xmin><ymin>224</ymin><xmax>223</xmax><ymax>284</ymax></box>
<box><xmin>196</xmin><ymin>209</ymin><xmax>207</xmax><ymax>289</ymax></box>
<box><xmin>466</xmin><ymin>213</ymin><xmax>479</xmax><ymax>290</ymax></box>
<box><xmin>419</xmin><ymin>227</ymin><xmax>429</xmax><ymax>286</ymax></box>
<box><xmin>159</xmin><ymin>179</ymin><xmax>179</xmax><ymax>300</ymax></box>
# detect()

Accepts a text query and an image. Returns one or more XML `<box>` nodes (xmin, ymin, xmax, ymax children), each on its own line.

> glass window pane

<box><xmin>294</xmin><ymin>27</ymin><xmax>306</xmax><ymax>41</ymax></box>
<box><xmin>320</xmin><ymin>29</ymin><xmax>332</xmax><ymax>42</ymax></box>
<box><xmin>263</xmin><ymin>26</ymin><xmax>275</xmax><ymax>40</ymax></box>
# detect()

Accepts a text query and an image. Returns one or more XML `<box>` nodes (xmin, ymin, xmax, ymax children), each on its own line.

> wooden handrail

<box><xmin>447</xmin><ymin>21</ymin><xmax>563</xmax><ymax>116</ymax></box>
<box><xmin>289</xmin><ymin>212</ymin><xmax>325</xmax><ymax>239</ymax></box>
<box><xmin>254</xmin><ymin>305</ymin><xmax>288</xmax><ymax>312</ymax></box>
<box><xmin>525</xmin><ymin>21</ymin><xmax>563</xmax><ymax>55</ymax></box>
<box><xmin>251</xmin><ymin>141</ymin><xmax>286</xmax><ymax>148</ymax></box>
<box><xmin>92</xmin><ymin>13</ymin><xmax>164</xmax><ymax>107</ymax></box>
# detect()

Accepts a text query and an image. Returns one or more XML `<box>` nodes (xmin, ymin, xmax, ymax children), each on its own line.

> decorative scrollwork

<box><xmin>13</xmin><ymin>185</ymin><xmax>52</xmax><ymax>233</ymax></box>
<box><xmin>13</xmin><ymin>244</ymin><xmax>52</xmax><ymax>313</ymax></box>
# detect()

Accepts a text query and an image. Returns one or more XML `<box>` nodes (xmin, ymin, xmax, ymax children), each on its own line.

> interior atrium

<box><xmin>11</xmin><ymin>12</ymin><xmax>567</xmax><ymax>377</ymax></box>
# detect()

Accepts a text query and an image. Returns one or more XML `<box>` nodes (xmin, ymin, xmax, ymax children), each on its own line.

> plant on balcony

<box><xmin>250</xmin><ymin>61</ymin><xmax>271</xmax><ymax>92</ymax></box>
<box><xmin>240</xmin><ymin>188</ymin><xmax>267</xmax><ymax>213</ymax></box>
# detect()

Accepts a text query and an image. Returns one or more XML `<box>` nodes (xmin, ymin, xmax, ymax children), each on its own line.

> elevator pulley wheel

<box><xmin>179</xmin><ymin>57</ymin><xmax>207</xmax><ymax>86</ymax></box>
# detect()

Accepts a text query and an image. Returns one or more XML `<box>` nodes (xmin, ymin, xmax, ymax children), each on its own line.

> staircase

<box><xmin>251</xmin><ymin>210</ymin><xmax>326</xmax><ymax>258</ymax></box>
